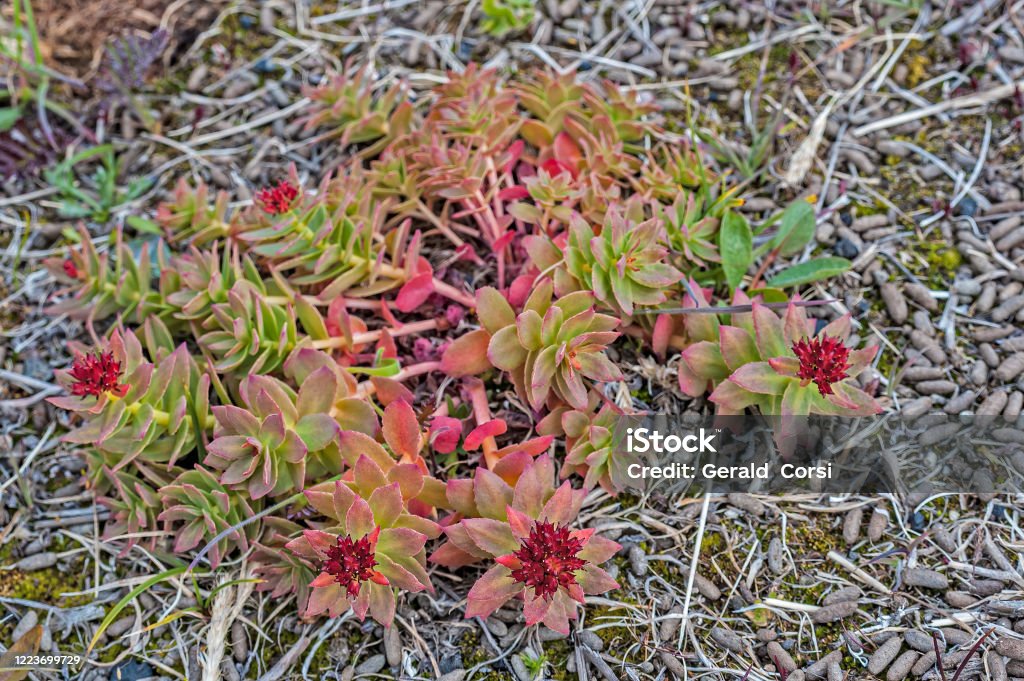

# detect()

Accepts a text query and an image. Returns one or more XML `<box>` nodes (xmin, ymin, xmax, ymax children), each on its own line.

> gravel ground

<box><xmin>2</xmin><ymin>1</ymin><xmax>1024</xmax><ymax>680</ymax></box>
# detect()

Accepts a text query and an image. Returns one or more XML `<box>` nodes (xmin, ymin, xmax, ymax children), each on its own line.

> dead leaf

<box><xmin>0</xmin><ymin>624</ymin><xmax>43</xmax><ymax>681</ymax></box>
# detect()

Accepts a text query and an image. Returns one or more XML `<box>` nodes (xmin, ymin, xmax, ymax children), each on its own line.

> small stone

<box><xmin>822</xmin><ymin>586</ymin><xmax>861</xmax><ymax>606</ymax></box>
<box><xmin>911</xmin><ymin>650</ymin><xmax>938</xmax><ymax>676</ymax></box>
<box><xmin>996</xmin><ymin>637</ymin><xmax>1024</xmax><ymax>661</ymax></box>
<box><xmin>843</xmin><ymin>507</ymin><xmax>863</xmax><ymax>545</ymax></box>
<box><xmin>903</xmin><ymin>631</ymin><xmax>934</xmax><ymax>653</ymax></box>
<box><xmin>15</xmin><ymin>553</ymin><xmax>58</xmax><ymax>571</ymax></box>
<box><xmin>232</xmin><ymin>621</ymin><xmax>248</xmax><ymax>663</ymax></box>
<box><xmin>694</xmin><ymin>573</ymin><xmax>721</xmax><ymax>601</ymax></box>
<box><xmin>768</xmin><ymin>537</ymin><xmax>785</xmax><ymax>574</ymax></box>
<box><xmin>109</xmin><ymin>660</ymin><xmax>154</xmax><ymax>681</ymax></box>
<box><xmin>868</xmin><ymin>508</ymin><xmax>888</xmax><ymax>542</ymax></box>
<box><xmin>903</xmin><ymin>568</ymin><xmax>948</xmax><ymax>590</ymax></box>
<box><xmin>628</xmin><ymin>545</ymin><xmax>649</xmax><ymax>576</ymax></box>
<box><xmin>710</xmin><ymin>626</ymin><xmax>744</xmax><ymax>653</ymax></box>
<box><xmin>384</xmin><ymin>625</ymin><xmax>402</xmax><ymax>667</ymax></box>
<box><xmin>987</xmin><ymin>649</ymin><xmax>1009</xmax><ymax>681</ymax></box>
<box><xmin>880</xmin><ymin>283</ymin><xmax>908</xmax><ymax>323</ymax></box>
<box><xmin>887</xmin><ymin>650</ymin><xmax>919</xmax><ymax>681</ymax></box>
<box><xmin>767</xmin><ymin>641</ymin><xmax>797</xmax><ymax>672</ymax></box>
<box><xmin>813</xmin><ymin>600</ymin><xmax>858</xmax><ymax>624</ymax></box>
<box><xmin>834</xmin><ymin>238</ymin><xmax>859</xmax><ymax>259</ymax></box>
<box><xmin>577</xmin><ymin>630</ymin><xmax>603</xmax><ymax>652</ymax></box>
<box><xmin>868</xmin><ymin>636</ymin><xmax>903</xmax><ymax>676</ymax></box>
<box><xmin>355</xmin><ymin>654</ymin><xmax>386</xmax><ymax>675</ymax></box>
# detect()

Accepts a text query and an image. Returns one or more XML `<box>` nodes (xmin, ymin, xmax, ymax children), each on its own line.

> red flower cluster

<box><xmin>255</xmin><ymin>180</ymin><xmax>300</xmax><ymax>215</ymax></box>
<box><xmin>322</xmin><ymin>528</ymin><xmax>387</xmax><ymax>597</ymax></box>
<box><xmin>506</xmin><ymin>522</ymin><xmax>586</xmax><ymax>600</ymax></box>
<box><xmin>63</xmin><ymin>259</ymin><xmax>79</xmax><ymax>279</ymax></box>
<box><xmin>792</xmin><ymin>334</ymin><xmax>851</xmax><ymax>396</ymax></box>
<box><xmin>69</xmin><ymin>351</ymin><xmax>128</xmax><ymax>398</ymax></box>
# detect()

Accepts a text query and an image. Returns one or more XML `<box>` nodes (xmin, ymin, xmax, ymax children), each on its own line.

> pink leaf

<box><xmin>464</xmin><ymin>419</ymin><xmax>507</xmax><ymax>451</ymax></box>
<box><xmin>429</xmin><ymin>416</ymin><xmax>463</xmax><ymax>454</ymax></box>
<box><xmin>395</xmin><ymin>272</ymin><xmax>435</xmax><ymax>313</ymax></box>
<box><xmin>382</xmin><ymin>399</ymin><xmax>420</xmax><ymax>459</ymax></box>
<box><xmin>440</xmin><ymin>329</ymin><xmax>493</xmax><ymax>377</ymax></box>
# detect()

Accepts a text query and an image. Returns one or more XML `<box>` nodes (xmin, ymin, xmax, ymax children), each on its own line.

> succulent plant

<box><xmin>252</xmin><ymin>517</ymin><xmax>317</xmax><ymax>613</ymax></box>
<box><xmin>528</xmin><ymin>199</ymin><xmax>682</xmax><ymax>317</ymax></box>
<box><xmin>285</xmin><ymin>454</ymin><xmax>441</xmax><ymax>625</ymax></box>
<box><xmin>676</xmin><ymin>291</ymin><xmax>881</xmax><ymax>418</ymax></box>
<box><xmin>465</xmin><ymin>282</ymin><xmax>623</xmax><ymax>410</ymax></box>
<box><xmin>156</xmin><ymin>177</ymin><xmax>231</xmax><ymax>245</ymax></box>
<box><xmin>48</xmin><ymin>226</ymin><xmax>177</xmax><ymax>325</ymax></box>
<box><xmin>158</xmin><ymin>466</ymin><xmax>262</xmax><ymax>568</ymax></box>
<box><xmin>97</xmin><ymin>466</ymin><xmax>165</xmax><ymax>553</ymax></box>
<box><xmin>656</xmin><ymin>190</ymin><xmax>724</xmax><ymax>269</ymax></box>
<box><xmin>302</xmin><ymin>61</ymin><xmax>414</xmax><ymax>156</ymax></box>
<box><xmin>431</xmin><ymin>455</ymin><xmax>619</xmax><ymax>634</ymax></box>
<box><xmin>204</xmin><ymin>372</ymin><xmax>341</xmax><ymax>500</ymax></box>
<box><xmin>50</xmin><ymin>328</ymin><xmax>212</xmax><ymax>470</ymax></box>
<box><xmin>554</xmin><ymin>401</ymin><xmax>638</xmax><ymax>495</ymax></box>
<box><xmin>478</xmin><ymin>0</ymin><xmax>536</xmax><ymax>36</ymax></box>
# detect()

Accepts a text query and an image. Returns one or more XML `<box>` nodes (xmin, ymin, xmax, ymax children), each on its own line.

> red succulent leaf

<box><xmin>464</xmin><ymin>419</ymin><xmax>507</xmax><ymax>451</ymax></box>
<box><xmin>429</xmin><ymin>416</ymin><xmax>463</xmax><ymax>454</ymax></box>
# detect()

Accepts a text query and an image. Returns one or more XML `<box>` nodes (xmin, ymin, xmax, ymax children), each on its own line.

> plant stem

<box><xmin>464</xmin><ymin>377</ymin><xmax>499</xmax><ymax>469</ymax></box>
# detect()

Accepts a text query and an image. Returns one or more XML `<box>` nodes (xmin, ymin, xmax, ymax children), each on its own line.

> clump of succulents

<box><xmin>44</xmin><ymin>65</ymin><xmax>879</xmax><ymax>643</ymax></box>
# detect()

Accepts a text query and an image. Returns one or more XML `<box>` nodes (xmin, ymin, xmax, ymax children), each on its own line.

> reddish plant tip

<box><xmin>323</xmin><ymin>531</ymin><xmax>383</xmax><ymax>598</ymax></box>
<box><xmin>69</xmin><ymin>351</ymin><xmax>128</xmax><ymax>399</ymax></box>
<box><xmin>255</xmin><ymin>180</ymin><xmax>300</xmax><ymax>215</ymax></box>
<box><xmin>62</xmin><ymin>259</ymin><xmax>79</xmax><ymax>279</ymax></box>
<box><xmin>508</xmin><ymin>522</ymin><xmax>587</xmax><ymax>600</ymax></box>
<box><xmin>792</xmin><ymin>334</ymin><xmax>851</xmax><ymax>396</ymax></box>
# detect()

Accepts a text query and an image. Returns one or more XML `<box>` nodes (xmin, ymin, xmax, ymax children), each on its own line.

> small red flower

<box><xmin>255</xmin><ymin>180</ymin><xmax>300</xmax><ymax>215</ymax></box>
<box><xmin>62</xmin><ymin>259</ymin><xmax>79</xmax><ymax>279</ymax></box>
<box><xmin>322</xmin><ymin>528</ymin><xmax>388</xmax><ymax>598</ymax></box>
<box><xmin>69</xmin><ymin>351</ymin><xmax>128</xmax><ymax>399</ymax></box>
<box><xmin>792</xmin><ymin>334</ymin><xmax>851</xmax><ymax>396</ymax></box>
<box><xmin>503</xmin><ymin>522</ymin><xmax>587</xmax><ymax>600</ymax></box>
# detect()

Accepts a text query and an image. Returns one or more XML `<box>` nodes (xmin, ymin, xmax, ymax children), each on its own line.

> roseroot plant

<box><xmin>527</xmin><ymin>199</ymin><xmax>683</xmax><ymax>317</ymax></box>
<box><xmin>285</xmin><ymin>454</ymin><xmax>441</xmax><ymax>625</ymax></box>
<box><xmin>44</xmin><ymin>64</ymin><xmax>882</xmax><ymax>643</ymax></box>
<box><xmin>677</xmin><ymin>287</ymin><xmax>880</xmax><ymax>419</ymax></box>
<box><xmin>431</xmin><ymin>455</ymin><xmax>619</xmax><ymax>634</ymax></box>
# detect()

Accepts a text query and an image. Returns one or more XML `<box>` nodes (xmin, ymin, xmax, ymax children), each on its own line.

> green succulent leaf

<box><xmin>719</xmin><ymin>211</ymin><xmax>753</xmax><ymax>290</ymax></box>
<box><xmin>771</xmin><ymin>200</ymin><xmax>816</xmax><ymax>257</ymax></box>
<box><xmin>767</xmin><ymin>257</ymin><xmax>851</xmax><ymax>288</ymax></box>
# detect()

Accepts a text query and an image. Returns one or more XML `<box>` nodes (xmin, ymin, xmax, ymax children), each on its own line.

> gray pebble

<box><xmin>867</xmin><ymin>508</ymin><xmax>888</xmax><ymax>542</ymax></box>
<box><xmin>887</xmin><ymin>650</ymin><xmax>919</xmax><ymax>681</ymax></box>
<box><xmin>628</xmin><ymin>545</ymin><xmax>649</xmax><ymax>576</ymax></box>
<box><xmin>869</xmin><ymin>636</ymin><xmax>903</xmax><ymax>675</ymax></box>
<box><xmin>822</xmin><ymin>586</ymin><xmax>861</xmax><ymax>606</ymax></box>
<box><xmin>904</xmin><ymin>630</ymin><xmax>935</xmax><ymax>653</ymax></box>
<box><xmin>384</xmin><ymin>625</ymin><xmax>402</xmax><ymax>667</ymax></box>
<box><xmin>768</xmin><ymin>537</ymin><xmax>785</xmax><ymax>574</ymax></box>
<box><xmin>355</xmin><ymin>654</ymin><xmax>386</xmax><ymax>675</ymax></box>
<box><xmin>767</xmin><ymin>641</ymin><xmax>797</xmax><ymax>672</ymax></box>
<box><xmin>812</xmin><ymin>600</ymin><xmax>858</xmax><ymax>624</ymax></box>
<box><xmin>977</xmin><ymin>284</ymin><xmax>998</xmax><ymax>313</ymax></box>
<box><xmin>997</xmin><ymin>638</ymin><xmax>1024</xmax><ymax>661</ymax></box>
<box><xmin>903</xmin><ymin>568</ymin><xmax>949</xmax><ymax>590</ymax></box>
<box><xmin>577</xmin><ymin>629</ymin><xmax>603</xmax><ymax>652</ymax></box>
<box><xmin>903</xmin><ymin>396</ymin><xmax>933</xmax><ymax>419</ymax></box>
<box><xmin>694</xmin><ymin>573</ymin><xmax>721</xmax><ymax>601</ymax></box>
<box><xmin>11</xmin><ymin>610</ymin><xmax>38</xmax><ymax>643</ymax></box>
<box><xmin>843</xmin><ymin>507</ymin><xmax>863</xmax><ymax>545</ymax></box>
<box><xmin>232</xmin><ymin>621</ymin><xmax>248</xmax><ymax>663</ymax></box>
<box><xmin>710</xmin><ymin>626</ymin><xmax>744</xmax><ymax>653</ymax></box>
<box><xmin>916</xmin><ymin>380</ymin><xmax>958</xmax><ymax>395</ymax></box>
<box><xmin>931</xmin><ymin>528</ymin><xmax>956</xmax><ymax>553</ymax></box>
<box><xmin>939</xmin><ymin>628</ymin><xmax>971</xmax><ymax>647</ymax></box>
<box><xmin>15</xmin><ymin>552</ymin><xmax>57</xmax><ymax>571</ymax></box>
